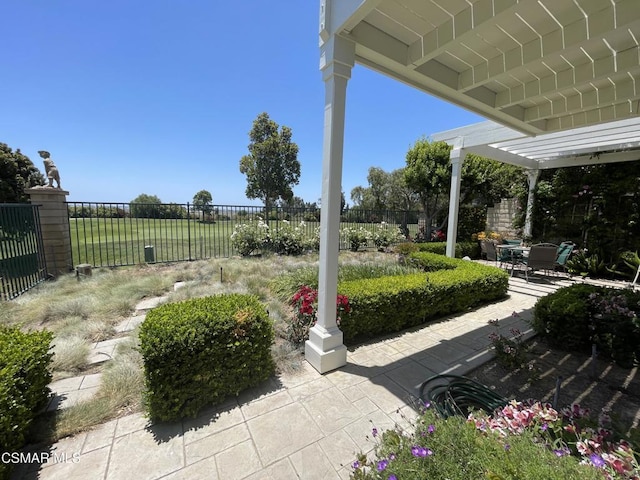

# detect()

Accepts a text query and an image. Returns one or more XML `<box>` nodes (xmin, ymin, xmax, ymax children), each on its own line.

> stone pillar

<box><xmin>305</xmin><ymin>34</ymin><xmax>355</xmax><ymax>374</ymax></box>
<box><xmin>25</xmin><ymin>188</ymin><xmax>72</xmax><ymax>276</ymax></box>
<box><xmin>445</xmin><ymin>147</ymin><xmax>465</xmax><ymax>258</ymax></box>
<box><xmin>524</xmin><ymin>169</ymin><xmax>540</xmax><ymax>239</ymax></box>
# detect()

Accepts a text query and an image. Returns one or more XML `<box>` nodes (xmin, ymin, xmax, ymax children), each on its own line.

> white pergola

<box><xmin>306</xmin><ymin>0</ymin><xmax>640</xmax><ymax>373</ymax></box>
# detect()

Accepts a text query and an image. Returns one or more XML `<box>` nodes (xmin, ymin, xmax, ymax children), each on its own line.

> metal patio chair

<box><xmin>517</xmin><ymin>243</ymin><xmax>558</xmax><ymax>281</ymax></box>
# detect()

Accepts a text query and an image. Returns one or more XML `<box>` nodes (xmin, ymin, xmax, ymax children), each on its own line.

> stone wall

<box><xmin>486</xmin><ymin>197</ymin><xmax>519</xmax><ymax>237</ymax></box>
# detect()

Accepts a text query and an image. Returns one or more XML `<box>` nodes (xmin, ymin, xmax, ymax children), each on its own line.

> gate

<box><xmin>0</xmin><ymin>204</ymin><xmax>47</xmax><ymax>300</ymax></box>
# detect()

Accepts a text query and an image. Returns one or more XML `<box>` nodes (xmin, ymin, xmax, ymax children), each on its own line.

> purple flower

<box><xmin>541</xmin><ymin>423</ymin><xmax>548</xmax><ymax>431</ymax></box>
<box><xmin>411</xmin><ymin>445</ymin><xmax>433</xmax><ymax>457</ymax></box>
<box><xmin>554</xmin><ymin>448</ymin><xmax>569</xmax><ymax>457</ymax></box>
<box><xmin>377</xmin><ymin>459</ymin><xmax>389</xmax><ymax>472</ymax></box>
<box><xmin>388</xmin><ymin>475</ymin><xmax>398</xmax><ymax>480</ymax></box>
<box><xmin>428</xmin><ymin>424</ymin><xmax>435</xmax><ymax>434</ymax></box>
<box><xmin>372</xmin><ymin>427</ymin><xmax>378</xmax><ymax>438</ymax></box>
<box><xmin>388</xmin><ymin>453</ymin><xmax>396</xmax><ymax>461</ymax></box>
<box><xmin>504</xmin><ymin>443</ymin><xmax>511</xmax><ymax>451</ymax></box>
<box><xmin>352</xmin><ymin>461</ymin><xmax>360</xmax><ymax>470</ymax></box>
<box><xmin>590</xmin><ymin>454</ymin><xmax>606</xmax><ymax>468</ymax></box>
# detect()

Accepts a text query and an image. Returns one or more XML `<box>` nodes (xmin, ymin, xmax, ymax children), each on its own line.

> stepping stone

<box><xmin>135</xmin><ymin>295</ymin><xmax>168</xmax><ymax>312</ymax></box>
<box><xmin>115</xmin><ymin>313</ymin><xmax>146</xmax><ymax>333</ymax></box>
<box><xmin>174</xmin><ymin>281</ymin><xmax>186</xmax><ymax>291</ymax></box>
<box><xmin>47</xmin><ymin>373</ymin><xmax>102</xmax><ymax>411</ymax></box>
<box><xmin>87</xmin><ymin>337</ymin><xmax>129</xmax><ymax>366</ymax></box>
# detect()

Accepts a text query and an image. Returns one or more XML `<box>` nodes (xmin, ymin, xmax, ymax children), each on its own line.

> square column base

<box><xmin>305</xmin><ymin>326</ymin><xmax>347</xmax><ymax>373</ymax></box>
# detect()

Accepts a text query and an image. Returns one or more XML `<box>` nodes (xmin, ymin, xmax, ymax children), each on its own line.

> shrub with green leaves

<box><xmin>338</xmin><ymin>253</ymin><xmax>508</xmax><ymax>343</ymax></box>
<box><xmin>230</xmin><ymin>220</ymin><xmax>269</xmax><ymax>256</ymax></box>
<box><xmin>0</xmin><ymin>327</ymin><xmax>53</xmax><ymax>480</ymax></box>
<box><xmin>268</xmin><ymin>220</ymin><xmax>307</xmax><ymax>255</ymax></box>
<box><xmin>395</xmin><ymin>241</ymin><xmax>481</xmax><ymax>259</ymax></box>
<box><xmin>341</xmin><ymin>226</ymin><xmax>372</xmax><ymax>252</ymax></box>
<box><xmin>533</xmin><ymin>284</ymin><xmax>640</xmax><ymax>366</ymax></box>
<box><xmin>139</xmin><ymin>294</ymin><xmax>274</xmax><ymax>421</ymax></box>
<box><xmin>372</xmin><ymin>222</ymin><xmax>404</xmax><ymax>249</ymax></box>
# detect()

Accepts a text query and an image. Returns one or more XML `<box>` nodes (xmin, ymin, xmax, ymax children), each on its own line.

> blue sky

<box><xmin>2</xmin><ymin>1</ymin><xmax>483</xmax><ymax>206</ymax></box>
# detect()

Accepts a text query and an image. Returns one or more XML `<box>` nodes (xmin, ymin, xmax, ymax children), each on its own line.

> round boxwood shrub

<box><xmin>533</xmin><ymin>284</ymin><xmax>640</xmax><ymax>366</ymax></box>
<box><xmin>139</xmin><ymin>294</ymin><xmax>274</xmax><ymax>421</ymax></box>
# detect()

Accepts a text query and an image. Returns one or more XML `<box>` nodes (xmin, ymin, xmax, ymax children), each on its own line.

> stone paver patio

<box><xmin>12</xmin><ymin>273</ymin><xmax>606</xmax><ymax>480</ymax></box>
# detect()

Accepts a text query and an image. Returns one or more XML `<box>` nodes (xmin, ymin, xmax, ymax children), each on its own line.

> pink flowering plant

<box><xmin>469</xmin><ymin>400</ymin><xmax>640</xmax><ymax>479</ymax></box>
<box><xmin>488</xmin><ymin>313</ymin><xmax>539</xmax><ymax>381</ymax></box>
<box><xmin>287</xmin><ymin>285</ymin><xmax>351</xmax><ymax>345</ymax></box>
<box><xmin>350</xmin><ymin>400</ymin><xmax>606</xmax><ymax>479</ymax></box>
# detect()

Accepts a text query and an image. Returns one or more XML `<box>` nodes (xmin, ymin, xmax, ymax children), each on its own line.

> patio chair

<box><xmin>517</xmin><ymin>243</ymin><xmax>558</xmax><ymax>281</ymax></box>
<box><xmin>555</xmin><ymin>242</ymin><xmax>574</xmax><ymax>273</ymax></box>
<box><xmin>482</xmin><ymin>240</ymin><xmax>497</xmax><ymax>262</ymax></box>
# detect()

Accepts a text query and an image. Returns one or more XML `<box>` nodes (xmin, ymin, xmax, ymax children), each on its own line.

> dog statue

<box><xmin>37</xmin><ymin>150</ymin><xmax>61</xmax><ymax>189</ymax></box>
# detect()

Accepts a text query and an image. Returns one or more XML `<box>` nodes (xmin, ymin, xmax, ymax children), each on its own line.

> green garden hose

<box><xmin>418</xmin><ymin>374</ymin><xmax>508</xmax><ymax>418</ymax></box>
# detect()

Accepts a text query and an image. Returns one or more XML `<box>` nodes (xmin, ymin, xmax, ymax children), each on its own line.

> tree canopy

<box><xmin>404</xmin><ymin>139</ymin><xmax>453</xmax><ymax>237</ymax></box>
<box><xmin>130</xmin><ymin>193</ymin><xmax>162</xmax><ymax>218</ymax></box>
<box><xmin>192</xmin><ymin>190</ymin><xmax>213</xmax><ymax>214</ymax></box>
<box><xmin>239</xmin><ymin>112</ymin><xmax>300</xmax><ymax>217</ymax></box>
<box><xmin>350</xmin><ymin>167</ymin><xmax>419</xmax><ymax>212</ymax></box>
<box><xmin>0</xmin><ymin>143</ymin><xmax>45</xmax><ymax>203</ymax></box>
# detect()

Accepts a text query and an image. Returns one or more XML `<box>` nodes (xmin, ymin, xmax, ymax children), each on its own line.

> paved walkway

<box><xmin>11</xmin><ymin>274</ymin><xmax>590</xmax><ymax>479</ymax></box>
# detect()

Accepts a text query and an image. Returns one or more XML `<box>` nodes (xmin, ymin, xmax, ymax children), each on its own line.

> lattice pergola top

<box><xmin>323</xmin><ymin>0</ymin><xmax>640</xmax><ymax>135</ymax></box>
<box><xmin>431</xmin><ymin>116</ymin><xmax>640</xmax><ymax>169</ymax></box>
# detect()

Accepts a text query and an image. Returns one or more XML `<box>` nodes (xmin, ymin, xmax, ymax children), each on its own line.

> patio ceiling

<box><xmin>324</xmin><ymin>0</ymin><xmax>640</xmax><ymax>135</ymax></box>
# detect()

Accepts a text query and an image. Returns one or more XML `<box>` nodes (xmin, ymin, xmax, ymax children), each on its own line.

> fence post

<box><xmin>187</xmin><ymin>202</ymin><xmax>192</xmax><ymax>261</ymax></box>
<box><xmin>25</xmin><ymin>187</ymin><xmax>72</xmax><ymax>276</ymax></box>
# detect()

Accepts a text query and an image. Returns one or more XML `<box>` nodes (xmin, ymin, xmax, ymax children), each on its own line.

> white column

<box><xmin>524</xmin><ymin>169</ymin><xmax>540</xmax><ymax>239</ymax></box>
<box><xmin>445</xmin><ymin>147</ymin><xmax>464</xmax><ymax>258</ymax></box>
<box><xmin>305</xmin><ymin>35</ymin><xmax>355</xmax><ymax>373</ymax></box>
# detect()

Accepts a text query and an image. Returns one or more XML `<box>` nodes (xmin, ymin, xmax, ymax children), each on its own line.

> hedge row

<box><xmin>139</xmin><ymin>294</ymin><xmax>274</xmax><ymax>421</ymax></box>
<box><xmin>395</xmin><ymin>241</ymin><xmax>481</xmax><ymax>259</ymax></box>
<box><xmin>0</xmin><ymin>327</ymin><xmax>53</xmax><ymax>480</ymax></box>
<box><xmin>533</xmin><ymin>284</ymin><xmax>640</xmax><ymax>367</ymax></box>
<box><xmin>338</xmin><ymin>252</ymin><xmax>508</xmax><ymax>343</ymax></box>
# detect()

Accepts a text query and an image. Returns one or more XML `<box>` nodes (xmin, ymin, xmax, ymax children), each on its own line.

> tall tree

<box><xmin>239</xmin><ymin>112</ymin><xmax>300</xmax><ymax>221</ymax></box>
<box><xmin>130</xmin><ymin>193</ymin><xmax>162</xmax><ymax>218</ymax></box>
<box><xmin>0</xmin><ymin>143</ymin><xmax>45</xmax><ymax>202</ymax></box>
<box><xmin>388</xmin><ymin>168</ymin><xmax>419</xmax><ymax>211</ymax></box>
<box><xmin>192</xmin><ymin>190</ymin><xmax>213</xmax><ymax>216</ymax></box>
<box><xmin>403</xmin><ymin>139</ymin><xmax>452</xmax><ymax>238</ymax></box>
<box><xmin>461</xmin><ymin>154</ymin><xmax>525</xmax><ymax>206</ymax></box>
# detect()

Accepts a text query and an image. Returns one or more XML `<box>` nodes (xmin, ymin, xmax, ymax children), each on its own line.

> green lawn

<box><xmin>69</xmin><ymin>218</ymin><xmax>241</xmax><ymax>266</ymax></box>
<box><xmin>69</xmin><ymin>217</ymin><xmax>419</xmax><ymax>267</ymax></box>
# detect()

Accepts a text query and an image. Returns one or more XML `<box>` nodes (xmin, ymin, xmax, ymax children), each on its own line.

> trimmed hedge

<box><xmin>533</xmin><ymin>284</ymin><xmax>640</xmax><ymax>367</ymax></box>
<box><xmin>0</xmin><ymin>327</ymin><xmax>53</xmax><ymax>480</ymax></box>
<box><xmin>139</xmin><ymin>294</ymin><xmax>275</xmax><ymax>421</ymax></box>
<box><xmin>395</xmin><ymin>241</ymin><xmax>481</xmax><ymax>259</ymax></box>
<box><xmin>338</xmin><ymin>252</ymin><xmax>508</xmax><ymax>343</ymax></box>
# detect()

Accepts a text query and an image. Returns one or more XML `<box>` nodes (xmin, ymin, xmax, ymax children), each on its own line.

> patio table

<box><xmin>496</xmin><ymin>244</ymin><xmax>529</xmax><ymax>275</ymax></box>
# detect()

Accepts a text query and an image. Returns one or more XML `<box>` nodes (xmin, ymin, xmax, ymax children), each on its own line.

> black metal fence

<box><xmin>0</xmin><ymin>204</ymin><xmax>47</xmax><ymax>300</ymax></box>
<box><xmin>67</xmin><ymin>202</ymin><xmax>421</xmax><ymax>267</ymax></box>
